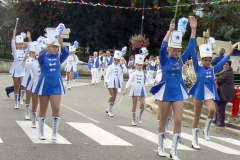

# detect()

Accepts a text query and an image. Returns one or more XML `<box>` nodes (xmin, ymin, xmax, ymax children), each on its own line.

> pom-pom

<box><xmin>73</xmin><ymin>41</ymin><xmax>79</xmax><ymax>49</ymax></box>
<box><xmin>207</xmin><ymin>37</ymin><xmax>215</xmax><ymax>50</ymax></box>
<box><xmin>56</xmin><ymin>23</ymin><xmax>66</xmax><ymax>35</ymax></box>
<box><xmin>121</xmin><ymin>46</ymin><xmax>127</xmax><ymax>55</ymax></box>
<box><xmin>177</xmin><ymin>17</ymin><xmax>189</xmax><ymax>35</ymax></box>
<box><xmin>140</xmin><ymin>47</ymin><xmax>148</xmax><ymax>57</ymax></box>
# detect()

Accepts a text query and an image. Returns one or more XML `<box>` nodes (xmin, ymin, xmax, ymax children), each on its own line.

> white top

<box><xmin>105</xmin><ymin>63</ymin><xmax>127</xmax><ymax>88</ymax></box>
<box><xmin>63</xmin><ymin>54</ymin><xmax>83</xmax><ymax>72</ymax></box>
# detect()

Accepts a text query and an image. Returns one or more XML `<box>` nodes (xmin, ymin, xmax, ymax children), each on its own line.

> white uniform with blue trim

<box><xmin>11</xmin><ymin>40</ymin><xmax>26</xmax><ymax>77</ymax></box>
<box><xmin>105</xmin><ymin>63</ymin><xmax>127</xmax><ymax>88</ymax></box>
<box><xmin>63</xmin><ymin>54</ymin><xmax>82</xmax><ymax>72</ymax></box>
<box><xmin>34</xmin><ymin>47</ymin><xmax>69</xmax><ymax>95</ymax></box>
<box><xmin>125</xmin><ymin>70</ymin><xmax>153</xmax><ymax>97</ymax></box>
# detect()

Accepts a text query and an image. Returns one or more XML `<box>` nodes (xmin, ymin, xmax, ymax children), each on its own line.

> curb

<box><xmin>145</xmin><ymin>97</ymin><xmax>240</xmax><ymax>140</ymax></box>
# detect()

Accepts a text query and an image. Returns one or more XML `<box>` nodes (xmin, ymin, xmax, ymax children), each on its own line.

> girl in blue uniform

<box><xmin>150</xmin><ymin>17</ymin><xmax>197</xmax><ymax>160</ymax></box>
<box><xmin>189</xmin><ymin>42</ymin><xmax>239</xmax><ymax>149</ymax></box>
<box><xmin>34</xmin><ymin>35</ymin><xmax>69</xmax><ymax>140</ymax></box>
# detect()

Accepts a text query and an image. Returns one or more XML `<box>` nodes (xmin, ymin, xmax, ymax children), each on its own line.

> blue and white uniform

<box><xmin>34</xmin><ymin>47</ymin><xmax>69</xmax><ymax>95</ymax></box>
<box><xmin>11</xmin><ymin>40</ymin><xmax>26</xmax><ymax>77</ymax></box>
<box><xmin>21</xmin><ymin>57</ymin><xmax>34</xmax><ymax>87</ymax></box>
<box><xmin>150</xmin><ymin>38</ymin><xmax>196</xmax><ymax>101</ymax></box>
<box><xmin>128</xmin><ymin>60</ymin><xmax>135</xmax><ymax>76</ymax></box>
<box><xmin>189</xmin><ymin>50</ymin><xmax>230</xmax><ymax>101</ymax></box>
<box><xmin>105</xmin><ymin>63</ymin><xmax>127</xmax><ymax>88</ymax></box>
<box><xmin>63</xmin><ymin>54</ymin><xmax>83</xmax><ymax>72</ymax></box>
<box><xmin>125</xmin><ymin>70</ymin><xmax>153</xmax><ymax>97</ymax></box>
<box><xmin>147</xmin><ymin>59</ymin><xmax>155</xmax><ymax>81</ymax></box>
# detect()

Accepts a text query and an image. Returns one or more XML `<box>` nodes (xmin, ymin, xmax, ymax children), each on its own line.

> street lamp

<box><xmin>131</xmin><ymin>0</ymin><xmax>158</xmax><ymax>35</ymax></box>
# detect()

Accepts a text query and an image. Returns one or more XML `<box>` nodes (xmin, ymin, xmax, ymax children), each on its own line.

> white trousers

<box><xmin>148</xmin><ymin>70</ymin><xmax>154</xmax><ymax>81</ymax></box>
<box><xmin>91</xmin><ymin>68</ymin><xmax>99</xmax><ymax>84</ymax></box>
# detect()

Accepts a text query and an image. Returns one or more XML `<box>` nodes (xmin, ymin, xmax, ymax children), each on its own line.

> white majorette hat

<box><xmin>47</xmin><ymin>30</ymin><xmax>60</xmax><ymax>46</ymax></box>
<box><xmin>29</xmin><ymin>41</ymin><xmax>38</xmax><ymax>52</ymax></box>
<box><xmin>168</xmin><ymin>30</ymin><xmax>183</xmax><ymax>48</ymax></box>
<box><xmin>114</xmin><ymin>50</ymin><xmax>122</xmax><ymax>59</ymax></box>
<box><xmin>199</xmin><ymin>44</ymin><xmax>212</xmax><ymax>58</ymax></box>
<box><xmin>16</xmin><ymin>35</ymin><xmax>24</xmax><ymax>44</ymax></box>
<box><xmin>69</xmin><ymin>46</ymin><xmax>76</xmax><ymax>52</ymax></box>
<box><xmin>135</xmin><ymin>54</ymin><xmax>144</xmax><ymax>64</ymax></box>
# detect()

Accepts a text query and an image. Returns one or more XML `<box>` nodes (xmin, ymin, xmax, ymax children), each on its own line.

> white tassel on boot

<box><xmin>203</xmin><ymin>118</ymin><xmax>213</xmax><ymax>141</ymax></box>
<box><xmin>38</xmin><ymin>117</ymin><xmax>46</xmax><ymax>140</ymax></box>
<box><xmin>14</xmin><ymin>94</ymin><xmax>19</xmax><ymax>109</ymax></box>
<box><xmin>108</xmin><ymin>102</ymin><xmax>114</xmax><ymax>117</ymax></box>
<box><xmin>192</xmin><ymin>128</ymin><xmax>200</xmax><ymax>149</ymax></box>
<box><xmin>170</xmin><ymin>133</ymin><xmax>183</xmax><ymax>160</ymax></box>
<box><xmin>157</xmin><ymin>132</ymin><xmax>166</xmax><ymax>157</ymax></box>
<box><xmin>31</xmin><ymin>112</ymin><xmax>37</xmax><ymax>128</ymax></box>
<box><xmin>25</xmin><ymin>104</ymin><xmax>30</xmax><ymax>120</ymax></box>
<box><xmin>20</xmin><ymin>90</ymin><xmax>25</xmax><ymax>105</ymax></box>
<box><xmin>52</xmin><ymin>117</ymin><xmax>60</xmax><ymax>140</ymax></box>
<box><xmin>137</xmin><ymin>109</ymin><xmax>144</xmax><ymax>124</ymax></box>
<box><xmin>132</xmin><ymin>112</ymin><xmax>136</xmax><ymax>126</ymax></box>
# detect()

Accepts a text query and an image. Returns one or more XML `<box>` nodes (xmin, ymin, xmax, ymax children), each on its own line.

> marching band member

<box><xmin>34</xmin><ymin>30</ymin><xmax>69</xmax><ymax>141</ymax></box>
<box><xmin>89</xmin><ymin>52</ymin><xmax>101</xmax><ymax>85</ymax></box>
<box><xmin>189</xmin><ymin>42</ymin><xmax>239</xmax><ymax>149</ymax></box>
<box><xmin>103</xmin><ymin>51</ymin><xmax>114</xmax><ymax>87</ymax></box>
<box><xmin>123</xmin><ymin>54</ymin><xmax>153</xmax><ymax>125</ymax></box>
<box><xmin>105</xmin><ymin>50</ymin><xmax>127</xmax><ymax>117</ymax></box>
<box><xmin>146</xmin><ymin>55</ymin><xmax>155</xmax><ymax>83</ymax></box>
<box><xmin>98</xmin><ymin>50</ymin><xmax>104</xmax><ymax>82</ymax></box>
<box><xmin>150</xmin><ymin>17</ymin><xmax>197</xmax><ymax>159</ymax></box>
<box><xmin>11</xmin><ymin>29</ymin><xmax>27</xmax><ymax>109</ymax></box>
<box><xmin>117</xmin><ymin>55</ymin><xmax>127</xmax><ymax>93</ymax></box>
<box><xmin>128</xmin><ymin>55</ymin><xmax>135</xmax><ymax>78</ymax></box>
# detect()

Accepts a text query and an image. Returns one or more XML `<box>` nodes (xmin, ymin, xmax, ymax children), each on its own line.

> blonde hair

<box><xmin>218</xmin><ymin>48</ymin><xmax>225</xmax><ymax>55</ymax></box>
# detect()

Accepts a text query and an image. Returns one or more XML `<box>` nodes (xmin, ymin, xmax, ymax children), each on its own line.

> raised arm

<box><xmin>11</xmin><ymin>29</ymin><xmax>17</xmax><ymax>56</ymax></box>
<box><xmin>181</xmin><ymin>16</ymin><xmax>197</xmax><ymax>62</ymax></box>
<box><xmin>191</xmin><ymin>49</ymin><xmax>200</xmax><ymax>72</ymax></box>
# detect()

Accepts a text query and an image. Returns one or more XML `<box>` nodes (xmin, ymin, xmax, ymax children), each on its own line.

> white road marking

<box><xmin>211</xmin><ymin>136</ymin><xmax>240</xmax><ymax>147</ymax></box>
<box><xmin>0</xmin><ymin>138</ymin><xmax>3</xmax><ymax>143</ymax></box>
<box><xmin>118</xmin><ymin>126</ymin><xmax>195</xmax><ymax>151</ymax></box>
<box><xmin>17</xmin><ymin>121</ymin><xmax>71</xmax><ymax>144</ymax></box>
<box><xmin>61</xmin><ymin>103</ymin><xmax>100</xmax><ymax>123</ymax></box>
<box><xmin>67</xmin><ymin>122</ymin><xmax>133</xmax><ymax>146</ymax></box>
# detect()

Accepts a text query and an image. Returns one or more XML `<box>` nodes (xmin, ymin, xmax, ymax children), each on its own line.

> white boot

<box><xmin>170</xmin><ymin>133</ymin><xmax>183</xmax><ymax>160</ymax></box>
<box><xmin>20</xmin><ymin>90</ymin><xmax>25</xmax><ymax>105</ymax></box>
<box><xmin>132</xmin><ymin>112</ymin><xmax>136</xmax><ymax>126</ymax></box>
<box><xmin>192</xmin><ymin>128</ymin><xmax>200</xmax><ymax>149</ymax></box>
<box><xmin>165</xmin><ymin>117</ymin><xmax>172</xmax><ymax>133</ymax></box>
<box><xmin>157</xmin><ymin>132</ymin><xmax>166</xmax><ymax>157</ymax></box>
<box><xmin>31</xmin><ymin>112</ymin><xmax>37</xmax><ymax>128</ymax></box>
<box><xmin>203</xmin><ymin>118</ymin><xmax>213</xmax><ymax>141</ymax></box>
<box><xmin>137</xmin><ymin>109</ymin><xmax>144</xmax><ymax>124</ymax></box>
<box><xmin>108</xmin><ymin>102</ymin><xmax>114</xmax><ymax>117</ymax></box>
<box><xmin>25</xmin><ymin>104</ymin><xmax>30</xmax><ymax>120</ymax></box>
<box><xmin>69</xmin><ymin>80</ymin><xmax>72</xmax><ymax>89</ymax></box>
<box><xmin>52</xmin><ymin>117</ymin><xmax>60</xmax><ymax>140</ymax></box>
<box><xmin>106</xmin><ymin>102</ymin><xmax>112</xmax><ymax>113</ymax></box>
<box><xmin>66</xmin><ymin>81</ymin><xmax>70</xmax><ymax>89</ymax></box>
<box><xmin>14</xmin><ymin>94</ymin><xmax>19</xmax><ymax>109</ymax></box>
<box><xmin>38</xmin><ymin>117</ymin><xmax>46</xmax><ymax>140</ymax></box>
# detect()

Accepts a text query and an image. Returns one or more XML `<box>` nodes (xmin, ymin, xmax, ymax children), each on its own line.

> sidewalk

<box><xmin>145</xmin><ymin>97</ymin><xmax>240</xmax><ymax>140</ymax></box>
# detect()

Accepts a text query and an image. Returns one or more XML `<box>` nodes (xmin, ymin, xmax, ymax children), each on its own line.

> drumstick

<box><xmin>174</xmin><ymin>0</ymin><xmax>180</xmax><ymax>20</ymax></box>
<box><xmin>14</xmin><ymin>18</ymin><xmax>19</xmax><ymax>30</ymax></box>
<box><xmin>117</xmin><ymin>95</ymin><xmax>124</xmax><ymax>106</ymax></box>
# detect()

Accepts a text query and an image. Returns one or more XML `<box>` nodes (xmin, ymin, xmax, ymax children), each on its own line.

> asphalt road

<box><xmin>0</xmin><ymin>74</ymin><xmax>239</xmax><ymax>160</ymax></box>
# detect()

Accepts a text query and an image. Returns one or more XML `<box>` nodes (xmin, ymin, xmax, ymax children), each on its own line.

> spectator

<box><xmin>214</xmin><ymin>60</ymin><xmax>235</xmax><ymax>127</ymax></box>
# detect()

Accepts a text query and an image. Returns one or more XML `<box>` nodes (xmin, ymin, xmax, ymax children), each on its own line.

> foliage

<box><xmin>129</xmin><ymin>34</ymin><xmax>149</xmax><ymax>50</ymax></box>
<box><xmin>184</xmin><ymin>61</ymin><xmax>196</xmax><ymax>88</ymax></box>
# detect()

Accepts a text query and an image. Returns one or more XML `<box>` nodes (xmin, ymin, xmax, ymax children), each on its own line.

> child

<box><xmin>123</xmin><ymin>54</ymin><xmax>153</xmax><ymax>125</ymax></box>
<box><xmin>105</xmin><ymin>50</ymin><xmax>127</xmax><ymax>117</ymax></box>
<box><xmin>189</xmin><ymin>42</ymin><xmax>239</xmax><ymax>149</ymax></box>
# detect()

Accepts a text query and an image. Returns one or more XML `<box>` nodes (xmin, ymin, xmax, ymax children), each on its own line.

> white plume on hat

<box><xmin>114</xmin><ymin>50</ymin><xmax>122</xmax><ymax>59</ymax></box>
<box><xmin>207</xmin><ymin>37</ymin><xmax>215</xmax><ymax>50</ymax></box>
<box><xmin>199</xmin><ymin>44</ymin><xmax>212</xmax><ymax>58</ymax></box>
<box><xmin>140</xmin><ymin>47</ymin><xmax>148</xmax><ymax>58</ymax></box>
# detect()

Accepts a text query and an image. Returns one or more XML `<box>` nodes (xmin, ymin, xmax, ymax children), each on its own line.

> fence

<box><xmin>0</xmin><ymin>42</ymin><xmax>13</xmax><ymax>60</ymax></box>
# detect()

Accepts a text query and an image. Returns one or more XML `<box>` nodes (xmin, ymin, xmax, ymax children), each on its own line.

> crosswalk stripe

<box><xmin>173</xmin><ymin>132</ymin><xmax>240</xmax><ymax>155</ymax></box>
<box><xmin>211</xmin><ymin>136</ymin><xmax>240</xmax><ymax>147</ymax></box>
<box><xmin>67</xmin><ymin>122</ymin><xmax>133</xmax><ymax>146</ymax></box>
<box><xmin>0</xmin><ymin>138</ymin><xmax>3</xmax><ymax>143</ymax></box>
<box><xmin>118</xmin><ymin>126</ymin><xmax>195</xmax><ymax>151</ymax></box>
<box><xmin>17</xmin><ymin>121</ymin><xmax>71</xmax><ymax>144</ymax></box>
